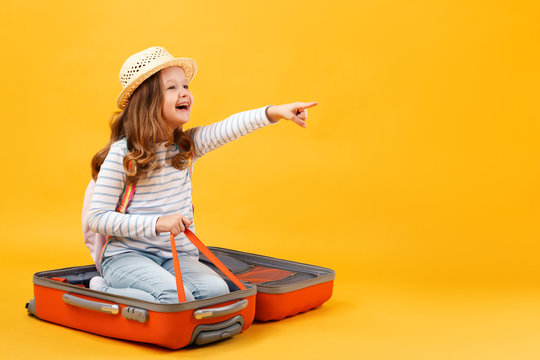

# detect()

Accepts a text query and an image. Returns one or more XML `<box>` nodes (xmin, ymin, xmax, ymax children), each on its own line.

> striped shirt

<box><xmin>87</xmin><ymin>106</ymin><xmax>273</xmax><ymax>259</ymax></box>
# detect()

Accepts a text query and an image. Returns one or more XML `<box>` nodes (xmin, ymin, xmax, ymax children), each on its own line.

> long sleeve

<box><xmin>187</xmin><ymin>105</ymin><xmax>273</xmax><ymax>160</ymax></box>
<box><xmin>87</xmin><ymin>140</ymin><xmax>160</xmax><ymax>240</ymax></box>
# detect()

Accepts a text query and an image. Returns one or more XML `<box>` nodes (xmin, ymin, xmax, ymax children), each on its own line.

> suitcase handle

<box><xmin>193</xmin><ymin>299</ymin><xmax>248</xmax><ymax>320</ymax></box>
<box><xmin>62</xmin><ymin>294</ymin><xmax>119</xmax><ymax>315</ymax></box>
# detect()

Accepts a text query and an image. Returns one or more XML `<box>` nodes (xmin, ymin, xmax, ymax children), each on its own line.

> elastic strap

<box><xmin>170</xmin><ymin>233</ymin><xmax>188</xmax><ymax>302</ymax></box>
<box><xmin>170</xmin><ymin>143</ymin><xmax>191</xmax><ymax>301</ymax></box>
<box><xmin>184</xmin><ymin>229</ymin><xmax>247</xmax><ymax>290</ymax></box>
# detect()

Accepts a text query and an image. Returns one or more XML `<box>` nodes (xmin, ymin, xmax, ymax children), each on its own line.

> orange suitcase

<box><xmin>26</xmin><ymin>244</ymin><xmax>334</xmax><ymax>348</ymax></box>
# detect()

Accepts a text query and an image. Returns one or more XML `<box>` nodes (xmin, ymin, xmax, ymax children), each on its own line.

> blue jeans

<box><xmin>97</xmin><ymin>252</ymin><xmax>230</xmax><ymax>303</ymax></box>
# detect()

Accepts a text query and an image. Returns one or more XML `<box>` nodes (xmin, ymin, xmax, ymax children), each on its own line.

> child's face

<box><xmin>160</xmin><ymin>66</ymin><xmax>193</xmax><ymax>131</ymax></box>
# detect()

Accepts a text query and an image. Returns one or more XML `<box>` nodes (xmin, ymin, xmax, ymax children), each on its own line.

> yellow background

<box><xmin>1</xmin><ymin>0</ymin><xmax>539</xmax><ymax>358</ymax></box>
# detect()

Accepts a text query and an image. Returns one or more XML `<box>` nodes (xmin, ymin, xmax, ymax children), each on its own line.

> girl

<box><xmin>87</xmin><ymin>46</ymin><xmax>317</xmax><ymax>303</ymax></box>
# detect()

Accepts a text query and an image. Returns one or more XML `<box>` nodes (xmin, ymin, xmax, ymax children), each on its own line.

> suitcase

<box><xmin>26</xmin><ymin>236</ymin><xmax>335</xmax><ymax>348</ymax></box>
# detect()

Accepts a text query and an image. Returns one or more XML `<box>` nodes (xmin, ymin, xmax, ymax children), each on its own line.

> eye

<box><xmin>167</xmin><ymin>85</ymin><xmax>176</xmax><ymax>90</ymax></box>
<box><xmin>183</xmin><ymin>85</ymin><xmax>189</xmax><ymax>90</ymax></box>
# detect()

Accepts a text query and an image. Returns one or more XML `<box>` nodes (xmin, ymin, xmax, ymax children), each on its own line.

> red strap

<box><xmin>170</xmin><ymin>233</ymin><xmax>187</xmax><ymax>302</ymax></box>
<box><xmin>184</xmin><ymin>229</ymin><xmax>247</xmax><ymax>290</ymax></box>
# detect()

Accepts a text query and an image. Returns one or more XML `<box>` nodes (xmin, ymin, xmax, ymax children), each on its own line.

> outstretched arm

<box><xmin>187</xmin><ymin>102</ymin><xmax>318</xmax><ymax>160</ymax></box>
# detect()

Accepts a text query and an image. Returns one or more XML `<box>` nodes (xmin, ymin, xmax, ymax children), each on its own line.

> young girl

<box><xmin>87</xmin><ymin>46</ymin><xmax>317</xmax><ymax>303</ymax></box>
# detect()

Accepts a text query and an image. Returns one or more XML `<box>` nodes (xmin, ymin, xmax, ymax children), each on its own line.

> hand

<box><xmin>265</xmin><ymin>102</ymin><xmax>318</xmax><ymax>128</ymax></box>
<box><xmin>156</xmin><ymin>214</ymin><xmax>193</xmax><ymax>236</ymax></box>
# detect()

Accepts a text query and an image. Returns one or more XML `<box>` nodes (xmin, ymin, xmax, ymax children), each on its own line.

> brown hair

<box><xmin>91</xmin><ymin>71</ymin><xmax>193</xmax><ymax>185</ymax></box>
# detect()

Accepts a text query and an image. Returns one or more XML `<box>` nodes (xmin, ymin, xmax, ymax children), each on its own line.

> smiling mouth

<box><xmin>176</xmin><ymin>104</ymin><xmax>189</xmax><ymax>110</ymax></box>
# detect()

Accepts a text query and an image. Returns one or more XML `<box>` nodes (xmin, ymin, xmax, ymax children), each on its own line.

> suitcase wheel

<box><xmin>26</xmin><ymin>299</ymin><xmax>36</xmax><ymax>316</ymax></box>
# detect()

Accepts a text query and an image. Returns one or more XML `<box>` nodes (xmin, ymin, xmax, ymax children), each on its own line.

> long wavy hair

<box><xmin>91</xmin><ymin>71</ymin><xmax>194</xmax><ymax>185</ymax></box>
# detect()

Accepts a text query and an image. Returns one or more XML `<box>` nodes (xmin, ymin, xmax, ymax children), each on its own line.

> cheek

<box><xmin>160</xmin><ymin>102</ymin><xmax>167</xmax><ymax>117</ymax></box>
<box><xmin>162</xmin><ymin>97</ymin><xmax>174</xmax><ymax>114</ymax></box>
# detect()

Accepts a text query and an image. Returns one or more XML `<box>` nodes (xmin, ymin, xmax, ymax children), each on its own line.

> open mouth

<box><xmin>176</xmin><ymin>104</ymin><xmax>189</xmax><ymax>111</ymax></box>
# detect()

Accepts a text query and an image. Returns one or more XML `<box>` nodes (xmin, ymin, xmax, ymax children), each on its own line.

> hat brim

<box><xmin>116</xmin><ymin>57</ymin><xmax>197</xmax><ymax>110</ymax></box>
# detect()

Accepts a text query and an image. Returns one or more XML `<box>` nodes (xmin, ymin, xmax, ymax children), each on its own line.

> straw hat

<box><xmin>116</xmin><ymin>46</ymin><xmax>197</xmax><ymax>109</ymax></box>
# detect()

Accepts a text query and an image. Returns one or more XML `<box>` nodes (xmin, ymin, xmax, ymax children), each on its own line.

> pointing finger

<box><xmin>298</xmin><ymin>102</ymin><xmax>318</xmax><ymax>111</ymax></box>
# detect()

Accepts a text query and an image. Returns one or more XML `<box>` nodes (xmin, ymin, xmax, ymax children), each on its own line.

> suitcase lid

<box><xmin>201</xmin><ymin>247</ymin><xmax>335</xmax><ymax>294</ymax></box>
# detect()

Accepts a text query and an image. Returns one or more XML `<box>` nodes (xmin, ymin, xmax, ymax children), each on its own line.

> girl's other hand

<box><xmin>156</xmin><ymin>214</ymin><xmax>193</xmax><ymax>235</ymax></box>
<box><xmin>265</xmin><ymin>102</ymin><xmax>318</xmax><ymax>128</ymax></box>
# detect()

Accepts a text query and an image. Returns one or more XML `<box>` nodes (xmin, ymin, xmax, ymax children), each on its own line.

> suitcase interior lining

<box><xmin>199</xmin><ymin>252</ymin><xmax>319</xmax><ymax>287</ymax></box>
<box><xmin>35</xmin><ymin>265</ymin><xmax>245</xmax><ymax>292</ymax></box>
<box><xmin>36</xmin><ymin>265</ymin><xmax>99</xmax><ymax>288</ymax></box>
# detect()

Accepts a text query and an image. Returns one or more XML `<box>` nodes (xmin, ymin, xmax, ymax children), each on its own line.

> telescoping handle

<box><xmin>170</xmin><ymin>230</ymin><xmax>247</xmax><ymax>303</ymax></box>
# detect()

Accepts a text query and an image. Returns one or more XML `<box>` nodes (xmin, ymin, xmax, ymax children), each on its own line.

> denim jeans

<box><xmin>96</xmin><ymin>251</ymin><xmax>230</xmax><ymax>303</ymax></box>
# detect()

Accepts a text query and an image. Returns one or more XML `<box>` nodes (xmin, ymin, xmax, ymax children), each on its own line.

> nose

<box><xmin>179</xmin><ymin>87</ymin><xmax>190</xmax><ymax>98</ymax></box>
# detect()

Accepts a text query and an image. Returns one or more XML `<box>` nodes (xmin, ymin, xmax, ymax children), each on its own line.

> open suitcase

<box><xmin>27</xmin><ymin>232</ymin><xmax>335</xmax><ymax>349</ymax></box>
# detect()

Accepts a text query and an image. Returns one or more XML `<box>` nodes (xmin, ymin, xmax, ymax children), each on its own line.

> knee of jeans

<box><xmin>156</xmin><ymin>286</ymin><xmax>195</xmax><ymax>304</ymax></box>
<box><xmin>183</xmin><ymin>286</ymin><xmax>196</xmax><ymax>302</ymax></box>
<box><xmin>202</xmin><ymin>276</ymin><xmax>230</xmax><ymax>299</ymax></box>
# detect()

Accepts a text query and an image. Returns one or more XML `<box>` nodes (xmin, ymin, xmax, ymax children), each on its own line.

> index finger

<box><xmin>298</xmin><ymin>102</ymin><xmax>318</xmax><ymax>110</ymax></box>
